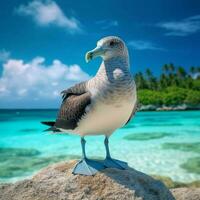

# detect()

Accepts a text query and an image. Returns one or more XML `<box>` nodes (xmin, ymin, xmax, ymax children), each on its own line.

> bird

<box><xmin>41</xmin><ymin>36</ymin><xmax>137</xmax><ymax>176</ymax></box>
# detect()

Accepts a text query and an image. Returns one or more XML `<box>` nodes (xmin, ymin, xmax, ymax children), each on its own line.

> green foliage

<box><xmin>185</xmin><ymin>90</ymin><xmax>200</xmax><ymax>105</ymax></box>
<box><xmin>135</xmin><ymin>64</ymin><xmax>200</xmax><ymax>106</ymax></box>
<box><xmin>162</xmin><ymin>87</ymin><xmax>187</xmax><ymax>106</ymax></box>
<box><xmin>192</xmin><ymin>79</ymin><xmax>200</xmax><ymax>90</ymax></box>
<box><xmin>138</xmin><ymin>90</ymin><xmax>163</xmax><ymax>105</ymax></box>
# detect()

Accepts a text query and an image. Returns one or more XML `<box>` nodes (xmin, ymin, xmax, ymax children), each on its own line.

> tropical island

<box><xmin>135</xmin><ymin>64</ymin><xmax>200</xmax><ymax>111</ymax></box>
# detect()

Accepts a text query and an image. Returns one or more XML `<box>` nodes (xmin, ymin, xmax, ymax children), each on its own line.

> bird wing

<box><xmin>55</xmin><ymin>81</ymin><xmax>91</xmax><ymax>130</ymax></box>
<box><xmin>125</xmin><ymin>100</ymin><xmax>138</xmax><ymax>125</ymax></box>
<box><xmin>61</xmin><ymin>82</ymin><xmax>88</xmax><ymax>101</ymax></box>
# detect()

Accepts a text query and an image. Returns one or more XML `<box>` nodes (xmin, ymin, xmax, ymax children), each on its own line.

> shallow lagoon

<box><xmin>0</xmin><ymin>109</ymin><xmax>200</xmax><ymax>183</ymax></box>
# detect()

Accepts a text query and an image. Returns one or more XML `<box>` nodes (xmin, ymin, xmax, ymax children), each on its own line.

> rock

<box><xmin>124</xmin><ymin>132</ymin><xmax>171</xmax><ymax>141</ymax></box>
<box><xmin>172</xmin><ymin>104</ymin><xmax>188</xmax><ymax>111</ymax></box>
<box><xmin>139</xmin><ymin>105</ymin><xmax>157</xmax><ymax>111</ymax></box>
<box><xmin>0</xmin><ymin>147</ymin><xmax>81</xmax><ymax>178</ymax></box>
<box><xmin>171</xmin><ymin>188</ymin><xmax>200</xmax><ymax>200</ymax></box>
<box><xmin>138</xmin><ymin>104</ymin><xmax>200</xmax><ymax>112</ymax></box>
<box><xmin>0</xmin><ymin>160</ymin><xmax>175</xmax><ymax>200</ymax></box>
<box><xmin>156</xmin><ymin>106</ymin><xmax>174</xmax><ymax>111</ymax></box>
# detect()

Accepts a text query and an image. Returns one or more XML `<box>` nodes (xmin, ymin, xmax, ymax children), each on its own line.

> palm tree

<box><xmin>159</xmin><ymin>74</ymin><xmax>168</xmax><ymax>89</ymax></box>
<box><xmin>177</xmin><ymin>67</ymin><xmax>186</xmax><ymax>79</ymax></box>
<box><xmin>168</xmin><ymin>73</ymin><xmax>175</xmax><ymax>86</ymax></box>
<box><xmin>162</xmin><ymin>64</ymin><xmax>169</xmax><ymax>74</ymax></box>
<box><xmin>190</xmin><ymin>66</ymin><xmax>196</xmax><ymax>74</ymax></box>
<box><xmin>145</xmin><ymin>68</ymin><xmax>157</xmax><ymax>90</ymax></box>
<box><xmin>134</xmin><ymin>72</ymin><xmax>148</xmax><ymax>89</ymax></box>
<box><xmin>168</xmin><ymin>63</ymin><xmax>175</xmax><ymax>73</ymax></box>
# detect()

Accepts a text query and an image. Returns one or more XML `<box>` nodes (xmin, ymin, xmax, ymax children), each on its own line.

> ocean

<box><xmin>0</xmin><ymin>109</ymin><xmax>200</xmax><ymax>183</ymax></box>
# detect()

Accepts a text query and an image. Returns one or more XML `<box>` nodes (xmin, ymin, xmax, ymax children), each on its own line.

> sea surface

<box><xmin>0</xmin><ymin>109</ymin><xmax>200</xmax><ymax>183</ymax></box>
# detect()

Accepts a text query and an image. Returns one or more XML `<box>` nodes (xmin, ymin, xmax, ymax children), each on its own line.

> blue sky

<box><xmin>0</xmin><ymin>0</ymin><xmax>200</xmax><ymax>108</ymax></box>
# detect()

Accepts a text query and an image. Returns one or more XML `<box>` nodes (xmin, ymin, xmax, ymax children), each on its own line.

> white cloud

<box><xmin>96</xmin><ymin>20</ymin><xmax>119</xmax><ymax>29</ymax></box>
<box><xmin>0</xmin><ymin>56</ymin><xmax>90</xmax><ymax>107</ymax></box>
<box><xmin>16</xmin><ymin>0</ymin><xmax>81</xmax><ymax>33</ymax></box>
<box><xmin>128</xmin><ymin>40</ymin><xmax>163</xmax><ymax>50</ymax></box>
<box><xmin>0</xmin><ymin>49</ymin><xmax>10</xmax><ymax>62</ymax></box>
<box><xmin>157</xmin><ymin>15</ymin><xmax>200</xmax><ymax>36</ymax></box>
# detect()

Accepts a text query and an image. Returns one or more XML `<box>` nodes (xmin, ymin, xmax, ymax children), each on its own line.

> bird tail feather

<box><xmin>41</xmin><ymin>121</ymin><xmax>55</xmax><ymax>126</ymax></box>
<box><xmin>41</xmin><ymin>121</ymin><xmax>61</xmax><ymax>133</ymax></box>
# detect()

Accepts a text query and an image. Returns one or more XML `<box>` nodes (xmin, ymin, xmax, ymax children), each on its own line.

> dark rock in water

<box><xmin>162</xmin><ymin>142</ymin><xmax>200</xmax><ymax>153</ymax></box>
<box><xmin>162</xmin><ymin>143</ymin><xmax>200</xmax><ymax>174</ymax></box>
<box><xmin>0</xmin><ymin>160</ymin><xmax>175</xmax><ymax>200</ymax></box>
<box><xmin>0</xmin><ymin>148</ymin><xmax>40</xmax><ymax>162</ymax></box>
<box><xmin>0</xmin><ymin>147</ymin><xmax>81</xmax><ymax>178</ymax></box>
<box><xmin>0</xmin><ymin>154</ymin><xmax>65</xmax><ymax>178</ymax></box>
<box><xmin>124</xmin><ymin>132</ymin><xmax>171</xmax><ymax>141</ymax></box>
<box><xmin>180</xmin><ymin>157</ymin><xmax>200</xmax><ymax>174</ymax></box>
<box><xmin>19</xmin><ymin>129</ymin><xmax>39</xmax><ymax>133</ymax></box>
<box><xmin>152</xmin><ymin>175</ymin><xmax>200</xmax><ymax>188</ymax></box>
<box><xmin>0</xmin><ymin>147</ymin><xmax>41</xmax><ymax>158</ymax></box>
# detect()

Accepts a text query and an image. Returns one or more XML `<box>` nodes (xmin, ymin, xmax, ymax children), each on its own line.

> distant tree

<box><xmin>145</xmin><ymin>68</ymin><xmax>152</xmax><ymax>77</ymax></box>
<box><xmin>192</xmin><ymin>79</ymin><xmax>200</xmax><ymax>90</ymax></box>
<box><xmin>159</xmin><ymin>74</ymin><xmax>168</xmax><ymax>89</ymax></box>
<box><xmin>185</xmin><ymin>90</ymin><xmax>200</xmax><ymax>105</ymax></box>
<box><xmin>163</xmin><ymin>87</ymin><xmax>187</xmax><ymax>106</ymax></box>
<box><xmin>177</xmin><ymin>67</ymin><xmax>186</xmax><ymax>79</ymax></box>
<box><xmin>134</xmin><ymin>72</ymin><xmax>148</xmax><ymax>89</ymax></box>
<box><xmin>138</xmin><ymin>90</ymin><xmax>163</xmax><ymax>105</ymax></box>
<box><xmin>168</xmin><ymin>63</ymin><xmax>175</xmax><ymax>73</ymax></box>
<box><xmin>162</xmin><ymin>64</ymin><xmax>169</xmax><ymax>74</ymax></box>
<box><xmin>184</xmin><ymin>77</ymin><xmax>193</xmax><ymax>89</ymax></box>
<box><xmin>134</xmin><ymin>64</ymin><xmax>200</xmax><ymax>106</ymax></box>
<box><xmin>145</xmin><ymin>68</ymin><xmax>157</xmax><ymax>90</ymax></box>
<box><xmin>190</xmin><ymin>66</ymin><xmax>196</xmax><ymax>74</ymax></box>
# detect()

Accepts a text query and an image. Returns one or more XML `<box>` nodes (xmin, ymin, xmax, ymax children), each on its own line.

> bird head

<box><xmin>85</xmin><ymin>36</ymin><xmax>128</xmax><ymax>63</ymax></box>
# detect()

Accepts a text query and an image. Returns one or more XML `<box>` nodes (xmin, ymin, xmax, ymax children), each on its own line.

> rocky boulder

<box><xmin>0</xmin><ymin>160</ymin><xmax>175</xmax><ymax>200</ymax></box>
<box><xmin>171</xmin><ymin>188</ymin><xmax>200</xmax><ymax>200</ymax></box>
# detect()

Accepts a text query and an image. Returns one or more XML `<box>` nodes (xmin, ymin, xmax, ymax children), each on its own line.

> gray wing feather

<box><xmin>55</xmin><ymin>81</ymin><xmax>91</xmax><ymax>130</ymax></box>
<box><xmin>61</xmin><ymin>82</ymin><xmax>88</xmax><ymax>101</ymax></box>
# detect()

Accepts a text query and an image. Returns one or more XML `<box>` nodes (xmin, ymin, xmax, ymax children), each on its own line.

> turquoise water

<box><xmin>0</xmin><ymin>110</ymin><xmax>200</xmax><ymax>183</ymax></box>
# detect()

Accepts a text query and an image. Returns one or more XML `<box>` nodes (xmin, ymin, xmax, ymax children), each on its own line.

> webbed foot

<box><xmin>103</xmin><ymin>157</ymin><xmax>128</xmax><ymax>169</ymax></box>
<box><xmin>73</xmin><ymin>158</ymin><xmax>106</xmax><ymax>176</ymax></box>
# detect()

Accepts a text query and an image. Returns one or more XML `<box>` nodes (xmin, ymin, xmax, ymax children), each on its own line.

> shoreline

<box><xmin>139</xmin><ymin>104</ymin><xmax>200</xmax><ymax>111</ymax></box>
<box><xmin>0</xmin><ymin>105</ymin><xmax>200</xmax><ymax>112</ymax></box>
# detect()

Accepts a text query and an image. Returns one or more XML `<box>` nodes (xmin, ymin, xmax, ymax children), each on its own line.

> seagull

<box><xmin>42</xmin><ymin>36</ymin><xmax>137</xmax><ymax>175</ymax></box>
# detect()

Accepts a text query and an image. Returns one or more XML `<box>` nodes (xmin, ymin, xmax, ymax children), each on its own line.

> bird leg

<box><xmin>81</xmin><ymin>137</ymin><xmax>87</xmax><ymax>159</ymax></box>
<box><xmin>103</xmin><ymin>136</ymin><xmax>128</xmax><ymax>170</ymax></box>
<box><xmin>104</xmin><ymin>136</ymin><xmax>111</xmax><ymax>158</ymax></box>
<box><xmin>72</xmin><ymin>137</ymin><xmax>105</xmax><ymax>176</ymax></box>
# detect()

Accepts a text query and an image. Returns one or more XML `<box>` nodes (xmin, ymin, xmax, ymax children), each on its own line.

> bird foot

<box><xmin>103</xmin><ymin>157</ymin><xmax>128</xmax><ymax>170</ymax></box>
<box><xmin>73</xmin><ymin>158</ymin><xmax>106</xmax><ymax>176</ymax></box>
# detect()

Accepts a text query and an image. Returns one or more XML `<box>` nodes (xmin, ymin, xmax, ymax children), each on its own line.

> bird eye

<box><xmin>109</xmin><ymin>41</ymin><xmax>115</xmax><ymax>47</ymax></box>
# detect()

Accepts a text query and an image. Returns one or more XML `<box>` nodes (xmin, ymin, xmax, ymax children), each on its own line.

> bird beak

<box><xmin>85</xmin><ymin>46</ymin><xmax>105</xmax><ymax>63</ymax></box>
